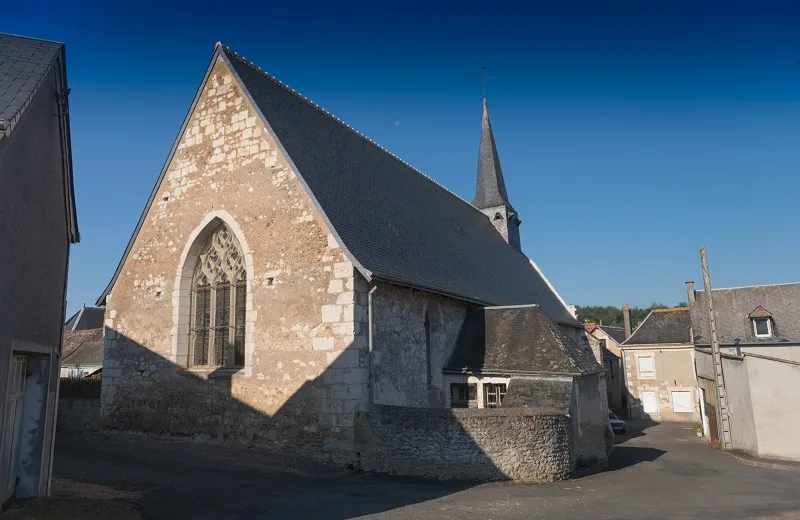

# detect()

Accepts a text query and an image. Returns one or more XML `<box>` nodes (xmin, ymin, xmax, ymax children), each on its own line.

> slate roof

<box><xmin>691</xmin><ymin>283</ymin><xmax>800</xmax><ymax>346</ymax></box>
<box><xmin>622</xmin><ymin>308</ymin><xmax>691</xmax><ymax>346</ymax></box>
<box><xmin>473</xmin><ymin>98</ymin><xmax>512</xmax><ymax>209</ymax></box>
<box><xmin>62</xmin><ymin>338</ymin><xmax>104</xmax><ymax>367</ymax></box>
<box><xmin>0</xmin><ymin>34</ymin><xmax>63</xmax><ymax>135</ymax></box>
<box><xmin>65</xmin><ymin>306</ymin><xmax>105</xmax><ymax>331</ymax></box>
<box><xmin>62</xmin><ymin>328</ymin><xmax>103</xmax><ymax>359</ymax></box>
<box><xmin>445</xmin><ymin>305</ymin><xmax>601</xmax><ymax>376</ymax></box>
<box><xmin>598</xmin><ymin>325</ymin><xmax>627</xmax><ymax>344</ymax></box>
<box><xmin>96</xmin><ymin>44</ymin><xmax>579</xmax><ymax>327</ymax></box>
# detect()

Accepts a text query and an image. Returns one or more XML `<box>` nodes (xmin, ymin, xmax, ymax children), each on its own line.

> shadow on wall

<box><xmin>95</xmin><ymin>331</ymin><xmax>487</xmax><ymax>518</ymax></box>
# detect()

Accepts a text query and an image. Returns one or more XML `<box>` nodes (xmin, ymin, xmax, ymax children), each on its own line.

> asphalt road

<box><xmin>50</xmin><ymin>422</ymin><xmax>800</xmax><ymax>519</ymax></box>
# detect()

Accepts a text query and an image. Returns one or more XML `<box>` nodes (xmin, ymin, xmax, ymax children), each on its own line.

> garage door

<box><xmin>672</xmin><ymin>390</ymin><xmax>693</xmax><ymax>413</ymax></box>
<box><xmin>641</xmin><ymin>390</ymin><xmax>658</xmax><ymax>414</ymax></box>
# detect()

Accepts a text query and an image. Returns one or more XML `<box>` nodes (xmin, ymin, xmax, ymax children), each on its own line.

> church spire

<box><xmin>472</xmin><ymin>95</ymin><xmax>522</xmax><ymax>252</ymax></box>
<box><xmin>472</xmin><ymin>97</ymin><xmax>512</xmax><ymax>210</ymax></box>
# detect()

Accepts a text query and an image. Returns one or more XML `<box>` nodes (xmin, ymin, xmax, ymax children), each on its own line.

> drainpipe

<box><xmin>367</xmin><ymin>286</ymin><xmax>378</xmax><ymax>405</ymax></box>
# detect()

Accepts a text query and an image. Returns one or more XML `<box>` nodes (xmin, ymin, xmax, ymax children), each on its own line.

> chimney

<box><xmin>686</xmin><ymin>281</ymin><xmax>695</xmax><ymax>305</ymax></box>
<box><xmin>623</xmin><ymin>303</ymin><xmax>632</xmax><ymax>339</ymax></box>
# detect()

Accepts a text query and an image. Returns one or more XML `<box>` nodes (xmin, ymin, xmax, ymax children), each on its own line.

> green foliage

<box><xmin>575</xmin><ymin>302</ymin><xmax>686</xmax><ymax>329</ymax></box>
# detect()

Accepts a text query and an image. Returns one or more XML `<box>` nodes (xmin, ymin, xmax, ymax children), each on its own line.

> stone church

<box><xmin>97</xmin><ymin>43</ymin><xmax>607</xmax><ymax>480</ymax></box>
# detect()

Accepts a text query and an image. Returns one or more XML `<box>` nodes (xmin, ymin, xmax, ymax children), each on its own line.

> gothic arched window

<box><xmin>190</xmin><ymin>224</ymin><xmax>246</xmax><ymax>368</ymax></box>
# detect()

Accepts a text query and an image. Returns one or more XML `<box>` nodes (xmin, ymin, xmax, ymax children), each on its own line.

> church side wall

<box><xmin>370</xmin><ymin>283</ymin><xmax>469</xmax><ymax>408</ymax></box>
<box><xmin>101</xmin><ymin>58</ymin><xmax>367</xmax><ymax>463</ymax></box>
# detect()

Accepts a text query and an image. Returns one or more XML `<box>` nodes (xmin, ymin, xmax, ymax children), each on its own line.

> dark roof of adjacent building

<box><xmin>0</xmin><ymin>33</ymin><xmax>79</xmax><ymax>242</ymax></box>
<box><xmin>0</xmin><ymin>34</ymin><xmax>62</xmax><ymax>134</ymax></box>
<box><xmin>691</xmin><ymin>283</ymin><xmax>800</xmax><ymax>346</ymax></box>
<box><xmin>96</xmin><ymin>44</ymin><xmax>578</xmax><ymax>327</ymax></box>
<box><xmin>622</xmin><ymin>308</ymin><xmax>691</xmax><ymax>346</ymax></box>
<box><xmin>62</xmin><ymin>337</ymin><xmax>104</xmax><ymax>367</ymax></box>
<box><xmin>473</xmin><ymin>98</ymin><xmax>512</xmax><ymax>210</ymax></box>
<box><xmin>62</xmin><ymin>328</ymin><xmax>103</xmax><ymax>359</ymax></box>
<box><xmin>598</xmin><ymin>325</ymin><xmax>627</xmax><ymax>344</ymax></box>
<box><xmin>65</xmin><ymin>306</ymin><xmax>105</xmax><ymax>331</ymax></box>
<box><xmin>445</xmin><ymin>305</ymin><xmax>601</xmax><ymax>376</ymax></box>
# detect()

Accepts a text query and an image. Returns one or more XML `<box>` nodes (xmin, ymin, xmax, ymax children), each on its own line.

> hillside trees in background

<box><xmin>575</xmin><ymin>302</ymin><xmax>686</xmax><ymax>329</ymax></box>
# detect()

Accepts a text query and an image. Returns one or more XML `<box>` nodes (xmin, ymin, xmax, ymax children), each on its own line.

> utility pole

<box><xmin>700</xmin><ymin>247</ymin><xmax>732</xmax><ymax>449</ymax></box>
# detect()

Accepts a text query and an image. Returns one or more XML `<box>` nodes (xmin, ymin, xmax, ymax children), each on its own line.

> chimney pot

<box><xmin>686</xmin><ymin>281</ymin><xmax>696</xmax><ymax>304</ymax></box>
<box><xmin>623</xmin><ymin>303</ymin><xmax>632</xmax><ymax>339</ymax></box>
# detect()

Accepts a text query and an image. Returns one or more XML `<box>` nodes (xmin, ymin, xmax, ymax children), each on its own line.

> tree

<box><xmin>575</xmin><ymin>302</ymin><xmax>686</xmax><ymax>329</ymax></box>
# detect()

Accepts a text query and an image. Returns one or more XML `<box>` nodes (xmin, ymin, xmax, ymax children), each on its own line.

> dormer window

<box><xmin>748</xmin><ymin>306</ymin><xmax>773</xmax><ymax>338</ymax></box>
<box><xmin>753</xmin><ymin>317</ymin><xmax>772</xmax><ymax>338</ymax></box>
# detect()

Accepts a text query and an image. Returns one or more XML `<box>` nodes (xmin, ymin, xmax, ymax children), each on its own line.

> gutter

<box><xmin>367</xmin><ymin>286</ymin><xmax>378</xmax><ymax>404</ymax></box>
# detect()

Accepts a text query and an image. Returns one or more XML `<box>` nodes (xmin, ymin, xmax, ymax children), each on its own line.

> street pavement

<box><xmin>47</xmin><ymin>422</ymin><xmax>800</xmax><ymax>519</ymax></box>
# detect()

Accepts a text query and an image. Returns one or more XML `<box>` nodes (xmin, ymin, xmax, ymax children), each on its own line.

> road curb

<box><xmin>726</xmin><ymin>451</ymin><xmax>800</xmax><ymax>472</ymax></box>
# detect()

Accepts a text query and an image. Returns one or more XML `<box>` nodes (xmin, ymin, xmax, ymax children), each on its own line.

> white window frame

<box><xmin>752</xmin><ymin>317</ymin><xmax>773</xmax><ymax>338</ymax></box>
<box><xmin>671</xmin><ymin>390</ymin><xmax>693</xmax><ymax>413</ymax></box>
<box><xmin>637</xmin><ymin>355</ymin><xmax>655</xmax><ymax>379</ymax></box>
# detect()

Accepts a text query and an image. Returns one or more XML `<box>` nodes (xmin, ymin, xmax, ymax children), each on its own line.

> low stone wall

<box><xmin>57</xmin><ymin>398</ymin><xmax>101</xmax><ymax>432</ymax></box>
<box><xmin>354</xmin><ymin>405</ymin><xmax>571</xmax><ymax>482</ymax></box>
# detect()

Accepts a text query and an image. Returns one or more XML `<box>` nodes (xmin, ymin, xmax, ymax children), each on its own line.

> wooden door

<box><xmin>2</xmin><ymin>355</ymin><xmax>27</xmax><ymax>502</ymax></box>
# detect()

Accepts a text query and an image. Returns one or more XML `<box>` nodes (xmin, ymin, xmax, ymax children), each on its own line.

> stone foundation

<box><xmin>354</xmin><ymin>404</ymin><xmax>573</xmax><ymax>482</ymax></box>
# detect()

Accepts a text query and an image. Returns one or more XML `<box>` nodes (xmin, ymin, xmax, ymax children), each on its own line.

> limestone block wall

<box><xmin>622</xmin><ymin>346</ymin><xmax>699</xmax><ymax>422</ymax></box>
<box><xmin>369</xmin><ymin>283</ymin><xmax>469</xmax><ymax>408</ymax></box>
<box><xmin>354</xmin><ymin>405</ymin><xmax>572</xmax><ymax>482</ymax></box>
<box><xmin>100</xmin><ymin>57</ymin><xmax>368</xmax><ymax>463</ymax></box>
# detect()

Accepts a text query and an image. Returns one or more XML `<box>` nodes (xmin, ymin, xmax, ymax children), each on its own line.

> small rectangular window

<box><xmin>450</xmin><ymin>383</ymin><xmax>477</xmax><ymax>408</ymax></box>
<box><xmin>672</xmin><ymin>390</ymin><xmax>693</xmax><ymax>413</ymax></box>
<box><xmin>606</xmin><ymin>360</ymin><xmax>615</xmax><ymax>379</ymax></box>
<box><xmin>484</xmin><ymin>383</ymin><xmax>507</xmax><ymax>408</ymax></box>
<box><xmin>753</xmin><ymin>317</ymin><xmax>772</xmax><ymax>338</ymax></box>
<box><xmin>638</xmin><ymin>356</ymin><xmax>655</xmax><ymax>379</ymax></box>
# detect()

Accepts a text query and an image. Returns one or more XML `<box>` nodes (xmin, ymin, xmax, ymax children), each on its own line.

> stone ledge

<box><xmin>177</xmin><ymin>367</ymin><xmax>243</xmax><ymax>380</ymax></box>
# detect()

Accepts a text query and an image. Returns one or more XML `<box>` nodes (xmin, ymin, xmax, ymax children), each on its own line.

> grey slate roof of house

<box><xmin>622</xmin><ymin>308</ymin><xmax>691</xmax><ymax>346</ymax></box>
<box><xmin>445</xmin><ymin>305</ymin><xmax>601</xmax><ymax>376</ymax></box>
<box><xmin>691</xmin><ymin>283</ymin><xmax>800</xmax><ymax>346</ymax></box>
<box><xmin>473</xmin><ymin>98</ymin><xmax>512</xmax><ymax>210</ymax></box>
<box><xmin>62</xmin><ymin>339</ymin><xmax>104</xmax><ymax>367</ymax></box>
<box><xmin>65</xmin><ymin>306</ymin><xmax>105</xmax><ymax>331</ymax></box>
<box><xmin>598</xmin><ymin>325</ymin><xmax>627</xmax><ymax>344</ymax></box>
<box><xmin>0</xmin><ymin>33</ymin><xmax>63</xmax><ymax>134</ymax></box>
<box><xmin>97</xmin><ymin>44</ymin><xmax>578</xmax><ymax>327</ymax></box>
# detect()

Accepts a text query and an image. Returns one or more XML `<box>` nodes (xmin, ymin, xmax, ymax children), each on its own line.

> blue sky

<box><xmin>5</xmin><ymin>0</ymin><xmax>800</xmax><ymax>316</ymax></box>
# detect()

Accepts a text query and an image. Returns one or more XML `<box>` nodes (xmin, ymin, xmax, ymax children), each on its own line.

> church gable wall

<box><xmin>101</xmin><ymin>58</ymin><xmax>367</xmax><ymax>462</ymax></box>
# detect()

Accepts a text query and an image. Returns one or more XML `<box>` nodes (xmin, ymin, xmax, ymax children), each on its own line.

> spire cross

<box><xmin>480</xmin><ymin>64</ymin><xmax>493</xmax><ymax>98</ymax></box>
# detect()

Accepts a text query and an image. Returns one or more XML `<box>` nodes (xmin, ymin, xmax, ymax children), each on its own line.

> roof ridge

<box><xmin>652</xmin><ymin>307</ymin><xmax>689</xmax><ymax>312</ymax></box>
<box><xmin>218</xmin><ymin>45</ymin><xmax>488</xmax><ymax>220</ymax></box>
<box><xmin>0</xmin><ymin>32</ymin><xmax>64</xmax><ymax>46</ymax></box>
<box><xmin>707</xmin><ymin>282</ymin><xmax>800</xmax><ymax>291</ymax></box>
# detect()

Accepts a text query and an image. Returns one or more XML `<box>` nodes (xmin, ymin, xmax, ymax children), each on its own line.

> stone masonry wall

<box><xmin>57</xmin><ymin>398</ymin><xmax>101</xmax><ymax>432</ymax></box>
<box><xmin>354</xmin><ymin>404</ymin><xmax>572</xmax><ymax>482</ymax></box>
<box><xmin>101</xmin><ymin>57</ymin><xmax>368</xmax><ymax>463</ymax></box>
<box><xmin>369</xmin><ymin>283</ymin><xmax>470</xmax><ymax>408</ymax></box>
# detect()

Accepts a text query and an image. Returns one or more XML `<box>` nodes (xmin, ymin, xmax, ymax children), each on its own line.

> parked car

<box><xmin>609</xmin><ymin>411</ymin><xmax>627</xmax><ymax>434</ymax></box>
